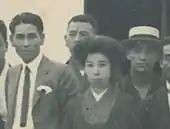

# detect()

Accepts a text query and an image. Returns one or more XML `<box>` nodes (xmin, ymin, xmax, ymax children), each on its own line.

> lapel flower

<box><xmin>37</xmin><ymin>85</ymin><xmax>52</xmax><ymax>95</ymax></box>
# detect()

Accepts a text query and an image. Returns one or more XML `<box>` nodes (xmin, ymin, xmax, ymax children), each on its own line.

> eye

<box><xmin>16</xmin><ymin>34</ymin><xmax>25</xmax><ymax>39</ymax></box>
<box><xmin>68</xmin><ymin>31</ymin><xmax>77</xmax><ymax>37</ymax></box>
<box><xmin>79</xmin><ymin>31</ymin><xmax>89</xmax><ymax>37</ymax></box>
<box><xmin>85</xmin><ymin>63</ymin><xmax>93</xmax><ymax>67</ymax></box>
<box><xmin>99</xmin><ymin>63</ymin><xmax>107</xmax><ymax>67</ymax></box>
<box><xmin>27</xmin><ymin>33</ymin><xmax>38</xmax><ymax>39</ymax></box>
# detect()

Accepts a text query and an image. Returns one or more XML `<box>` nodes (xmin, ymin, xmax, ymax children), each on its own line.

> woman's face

<box><xmin>85</xmin><ymin>53</ymin><xmax>111</xmax><ymax>89</ymax></box>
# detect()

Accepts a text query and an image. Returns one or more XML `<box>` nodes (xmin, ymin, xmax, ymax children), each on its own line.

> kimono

<box><xmin>61</xmin><ymin>85</ymin><xmax>141</xmax><ymax>129</ymax></box>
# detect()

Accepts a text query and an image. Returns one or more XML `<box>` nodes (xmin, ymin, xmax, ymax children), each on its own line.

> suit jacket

<box><xmin>66</xmin><ymin>58</ymin><xmax>89</xmax><ymax>94</ymax></box>
<box><xmin>5</xmin><ymin>56</ymin><xmax>79</xmax><ymax>129</ymax></box>
<box><xmin>139</xmin><ymin>81</ymin><xmax>170</xmax><ymax>129</ymax></box>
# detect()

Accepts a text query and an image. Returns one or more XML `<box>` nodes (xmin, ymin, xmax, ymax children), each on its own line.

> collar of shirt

<box><xmin>80</xmin><ymin>70</ymin><xmax>85</xmax><ymax>76</ymax></box>
<box><xmin>21</xmin><ymin>52</ymin><xmax>43</xmax><ymax>76</ymax></box>
<box><xmin>166</xmin><ymin>81</ymin><xmax>170</xmax><ymax>93</ymax></box>
<box><xmin>91</xmin><ymin>88</ymin><xmax>108</xmax><ymax>102</ymax></box>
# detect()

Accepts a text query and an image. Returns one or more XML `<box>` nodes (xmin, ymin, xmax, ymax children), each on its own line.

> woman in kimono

<box><xmin>61</xmin><ymin>35</ymin><xmax>141</xmax><ymax>129</ymax></box>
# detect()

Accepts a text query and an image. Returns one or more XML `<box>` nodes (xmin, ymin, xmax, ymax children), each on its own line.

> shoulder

<box><xmin>145</xmin><ymin>86</ymin><xmax>166</xmax><ymax>105</ymax></box>
<box><xmin>6</xmin><ymin>64</ymin><xmax>22</xmax><ymax>75</ymax></box>
<box><xmin>43</xmin><ymin>56</ymin><xmax>74</xmax><ymax>74</ymax></box>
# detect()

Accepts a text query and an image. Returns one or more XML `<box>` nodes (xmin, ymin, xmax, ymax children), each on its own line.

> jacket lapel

<box><xmin>68</xmin><ymin>58</ymin><xmax>89</xmax><ymax>93</ymax></box>
<box><xmin>7</xmin><ymin>65</ymin><xmax>22</xmax><ymax>128</ymax></box>
<box><xmin>32</xmin><ymin>56</ymin><xmax>51</xmax><ymax>110</ymax></box>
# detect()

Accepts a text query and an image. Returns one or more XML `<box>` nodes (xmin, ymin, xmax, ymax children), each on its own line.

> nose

<box><xmin>24</xmin><ymin>39</ymin><xmax>29</xmax><ymax>47</ymax></box>
<box><xmin>74</xmin><ymin>33</ymin><xmax>81</xmax><ymax>42</ymax></box>
<box><xmin>139</xmin><ymin>52</ymin><xmax>147</xmax><ymax>61</ymax></box>
<box><xmin>93</xmin><ymin>66</ymin><xmax>100</xmax><ymax>76</ymax></box>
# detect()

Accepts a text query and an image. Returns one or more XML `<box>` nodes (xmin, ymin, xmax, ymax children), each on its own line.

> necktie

<box><xmin>20</xmin><ymin>66</ymin><xmax>30</xmax><ymax>127</ymax></box>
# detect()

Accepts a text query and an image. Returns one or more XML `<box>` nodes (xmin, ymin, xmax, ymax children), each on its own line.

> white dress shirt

<box><xmin>166</xmin><ymin>81</ymin><xmax>170</xmax><ymax>108</ymax></box>
<box><xmin>0</xmin><ymin>61</ymin><xmax>9</xmax><ymax>121</ymax></box>
<box><xmin>91</xmin><ymin>88</ymin><xmax>108</xmax><ymax>102</ymax></box>
<box><xmin>13</xmin><ymin>52</ymin><xmax>43</xmax><ymax>129</ymax></box>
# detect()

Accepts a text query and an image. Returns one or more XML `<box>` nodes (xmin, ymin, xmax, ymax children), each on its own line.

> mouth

<box><xmin>90</xmin><ymin>79</ymin><xmax>102</xmax><ymax>83</ymax></box>
<box><xmin>137</xmin><ymin>63</ymin><xmax>148</xmax><ymax>67</ymax></box>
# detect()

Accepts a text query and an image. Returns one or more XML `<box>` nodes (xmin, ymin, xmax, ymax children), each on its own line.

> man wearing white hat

<box><xmin>138</xmin><ymin>36</ymin><xmax>170</xmax><ymax>129</ymax></box>
<box><xmin>121</xmin><ymin>26</ymin><xmax>162</xmax><ymax>100</ymax></box>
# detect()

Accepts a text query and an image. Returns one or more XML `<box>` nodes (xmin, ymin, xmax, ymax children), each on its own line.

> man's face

<box><xmin>65</xmin><ymin>21</ymin><xmax>95</xmax><ymax>53</ymax></box>
<box><xmin>162</xmin><ymin>44</ymin><xmax>170</xmax><ymax>79</ymax></box>
<box><xmin>127</xmin><ymin>43</ymin><xmax>159</xmax><ymax>72</ymax></box>
<box><xmin>10</xmin><ymin>23</ymin><xmax>44</xmax><ymax>63</ymax></box>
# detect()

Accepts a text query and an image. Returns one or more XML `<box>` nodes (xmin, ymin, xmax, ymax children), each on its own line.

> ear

<box><xmin>126</xmin><ymin>50</ymin><xmax>131</xmax><ymax>60</ymax></box>
<box><xmin>40</xmin><ymin>33</ymin><xmax>45</xmax><ymax>45</ymax></box>
<box><xmin>64</xmin><ymin>34</ymin><xmax>68</xmax><ymax>47</ymax></box>
<box><xmin>160</xmin><ymin>60</ymin><xmax>163</xmax><ymax>68</ymax></box>
<box><xmin>64</xmin><ymin>34</ymin><xmax>67</xmax><ymax>40</ymax></box>
<box><xmin>10</xmin><ymin>35</ymin><xmax>15</xmax><ymax>47</ymax></box>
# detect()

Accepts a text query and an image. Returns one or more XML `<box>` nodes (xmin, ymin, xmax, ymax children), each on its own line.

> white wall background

<box><xmin>0</xmin><ymin>0</ymin><xmax>84</xmax><ymax>65</ymax></box>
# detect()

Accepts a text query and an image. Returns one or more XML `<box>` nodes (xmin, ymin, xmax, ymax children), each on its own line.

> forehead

<box><xmin>86</xmin><ymin>53</ymin><xmax>109</xmax><ymax>62</ymax></box>
<box><xmin>68</xmin><ymin>21</ymin><xmax>94</xmax><ymax>32</ymax></box>
<box><xmin>163</xmin><ymin>44</ymin><xmax>170</xmax><ymax>54</ymax></box>
<box><xmin>131</xmin><ymin>42</ymin><xmax>154</xmax><ymax>50</ymax></box>
<box><xmin>14</xmin><ymin>24</ymin><xmax>39</xmax><ymax>34</ymax></box>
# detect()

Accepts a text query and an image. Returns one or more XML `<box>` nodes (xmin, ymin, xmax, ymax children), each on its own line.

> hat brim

<box><xmin>121</xmin><ymin>38</ymin><xmax>161</xmax><ymax>50</ymax></box>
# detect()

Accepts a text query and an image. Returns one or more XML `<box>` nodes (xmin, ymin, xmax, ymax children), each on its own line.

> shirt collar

<box><xmin>91</xmin><ymin>88</ymin><xmax>108</xmax><ymax>102</ymax></box>
<box><xmin>21</xmin><ymin>52</ymin><xmax>43</xmax><ymax>75</ymax></box>
<box><xmin>166</xmin><ymin>81</ymin><xmax>170</xmax><ymax>92</ymax></box>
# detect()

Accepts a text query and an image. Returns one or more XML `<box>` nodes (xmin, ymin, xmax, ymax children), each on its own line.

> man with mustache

<box><xmin>121</xmin><ymin>26</ymin><xmax>162</xmax><ymax>100</ymax></box>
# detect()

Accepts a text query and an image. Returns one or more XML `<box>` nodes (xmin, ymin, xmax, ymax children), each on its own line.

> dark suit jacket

<box><xmin>5</xmin><ymin>56</ymin><xmax>79</xmax><ymax>129</ymax></box>
<box><xmin>121</xmin><ymin>73</ymin><xmax>161</xmax><ymax>101</ymax></box>
<box><xmin>66</xmin><ymin>58</ymin><xmax>89</xmax><ymax>94</ymax></box>
<box><xmin>139</xmin><ymin>81</ymin><xmax>170</xmax><ymax>129</ymax></box>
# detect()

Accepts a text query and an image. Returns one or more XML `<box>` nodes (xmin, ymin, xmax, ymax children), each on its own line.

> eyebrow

<box><xmin>86</xmin><ymin>60</ymin><xmax>108</xmax><ymax>63</ymax></box>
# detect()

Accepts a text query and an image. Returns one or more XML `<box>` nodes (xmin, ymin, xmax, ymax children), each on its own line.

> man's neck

<box><xmin>131</xmin><ymin>69</ymin><xmax>152</xmax><ymax>88</ymax></box>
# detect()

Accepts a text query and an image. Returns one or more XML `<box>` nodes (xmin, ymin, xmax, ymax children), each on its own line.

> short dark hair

<box><xmin>73</xmin><ymin>35</ymin><xmax>126</xmax><ymax>84</ymax></box>
<box><xmin>9</xmin><ymin>12</ymin><xmax>44</xmax><ymax>34</ymax></box>
<box><xmin>0</xmin><ymin>20</ymin><xmax>7</xmax><ymax>42</ymax></box>
<box><xmin>67</xmin><ymin>14</ymin><xmax>98</xmax><ymax>33</ymax></box>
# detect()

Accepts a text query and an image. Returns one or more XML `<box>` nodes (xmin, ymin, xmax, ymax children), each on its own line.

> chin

<box><xmin>136</xmin><ymin>68</ymin><xmax>147</xmax><ymax>72</ymax></box>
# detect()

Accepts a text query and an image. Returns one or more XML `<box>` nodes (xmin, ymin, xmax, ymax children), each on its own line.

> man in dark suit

<box><xmin>64</xmin><ymin>14</ymin><xmax>97</xmax><ymax>94</ymax></box>
<box><xmin>5</xmin><ymin>12</ymin><xmax>79</xmax><ymax>129</ymax></box>
<box><xmin>0</xmin><ymin>20</ymin><xmax>10</xmax><ymax>129</ymax></box>
<box><xmin>139</xmin><ymin>36</ymin><xmax>170</xmax><ymax>129</ymax></box>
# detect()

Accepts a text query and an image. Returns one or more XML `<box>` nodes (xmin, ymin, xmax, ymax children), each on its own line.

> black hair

<box><xmin>9</xmin><ymin>12</ymin><xmax>44</xmax><ymax>34</ymax></box>
<box><xmin>73</xmin><ymin>35</ymin><xmax>126</xmax><ymax>84</ymax></box>
<box><xmin>67</xmin><ymin>14</ymin><xmax>98</xmax><ymax>33</ymax></box>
